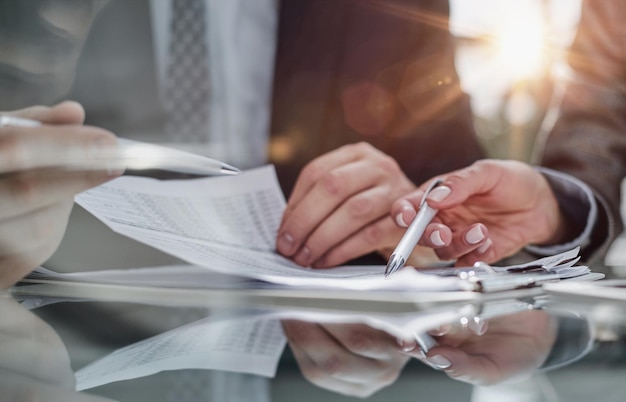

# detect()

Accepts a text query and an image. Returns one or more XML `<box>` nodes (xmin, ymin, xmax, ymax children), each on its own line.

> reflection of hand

<box><xmin>410</xmin><ymin>311</ymin><xmax>557</xmax><ymax>386</ymax></box>
<box><xmin>0</xmin><ymin>101</ymin><xmax>119</xmax><ymax>288</ymax></box>
<box><xmin>391</xmin><ymin>160</ymin><xmax>566</xmax><ymax>266</ymax></box>
<box><xmin>0</xmin><ymin>297</ymin><xmax>115</xmax><ymax>401</ymax></box>
<box><xmin>282</xmin><ymin>320</ymin><xmax>410</xmax><ymax>398</ymax></box>
<box><xmin>276</xmin><ymin>142</ymin><xmax>427</xmax><ymax>268</ymax></box>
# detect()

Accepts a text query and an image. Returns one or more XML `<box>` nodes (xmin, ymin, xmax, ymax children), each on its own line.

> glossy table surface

<box><xmin>6</xmin><ymin>264</ymin><xmax>626</xmax><ymax>402</ymax></box>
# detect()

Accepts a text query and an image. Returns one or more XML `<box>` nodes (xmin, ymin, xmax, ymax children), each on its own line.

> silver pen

<box><xmin>414</xmin><ymin>331</ymin><xmax>438</xmax><ymax>355</ymax></box>
<box><xmin>0</xmin><ymin>115</ymin><xmax>240</xmax><ymax>176</ymax></box>
<box><xmin>385</xmin><ymin>179</ymin><xmax>444</xmax><ymax>277</ymax></box>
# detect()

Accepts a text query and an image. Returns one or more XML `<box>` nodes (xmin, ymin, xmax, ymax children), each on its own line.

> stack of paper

<box><xmin>73</xmin><ymin>165</ymin><xmax>597</xmax><ymax>293</ymax></box>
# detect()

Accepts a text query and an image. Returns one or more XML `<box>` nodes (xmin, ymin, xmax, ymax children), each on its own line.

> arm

<box><xmin>391</xmin><ymin>0</ymin><xmax>626</xmax><ymax>266</ymax></box>
<box><xmin>533</xmin><ymin>0</ymin><xmax>626</xmax><ymax>265</ymax></box>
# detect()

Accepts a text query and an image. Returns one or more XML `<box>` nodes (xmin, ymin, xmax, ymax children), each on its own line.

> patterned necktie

<box><xmin>164</xmin><ymin>0</ymin><xmax>211</xmax><ymax>143</ymax></box>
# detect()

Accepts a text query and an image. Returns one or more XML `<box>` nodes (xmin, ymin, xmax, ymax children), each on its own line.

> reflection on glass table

<box><xmin>10</xmin><ymin>273</ymin><xmax>626</xmax><ymax>402</ymax></box>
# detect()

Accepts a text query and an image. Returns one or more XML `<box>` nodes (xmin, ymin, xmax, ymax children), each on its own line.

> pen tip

<box><xmin>384</xmin><ymin>255</ymin><xmax>405</xmax><ymax>278</ymax></box>
<box><xmin>220</xmin><ymin>164</ymin><xmax>241</xmax><ymax>175</ymax></box>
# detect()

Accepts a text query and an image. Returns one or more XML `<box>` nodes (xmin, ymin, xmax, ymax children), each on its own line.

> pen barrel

<box><xmin>394</xmin><ymin>205</ymin><xmax>437</xmax><ymax>258</ymax></box>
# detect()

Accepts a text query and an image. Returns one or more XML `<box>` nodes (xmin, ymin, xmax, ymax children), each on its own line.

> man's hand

<box><xmin>282</xmin><ymin>320</ymin><xmax>410</xmax><ymax>398</ymax></box>
<box><xmin>276</xmin><ymin>142</ymin><xmax>424</xmax><ymax>268</ymax></box>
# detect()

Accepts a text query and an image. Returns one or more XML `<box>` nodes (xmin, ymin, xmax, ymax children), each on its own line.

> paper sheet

<box><xmin>75</xmin><ymin>165</ymin><xmax>466</xmax><ymax>291</ymax></box>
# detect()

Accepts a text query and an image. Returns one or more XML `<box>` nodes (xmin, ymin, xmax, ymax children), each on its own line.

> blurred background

<box><xmin>450</xmin><ymin>0</ymin><xmax>581</xmax><ymax>162</ymax></box>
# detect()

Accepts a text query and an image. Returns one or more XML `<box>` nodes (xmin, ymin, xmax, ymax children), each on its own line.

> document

<box><xmin>75</xmin><ymin>166</ymin><xmax>466</xmax><ymax>291</ymax></box>
<box><xmin>74</xmin><ymin>165</ymin><xmax>596</xmax><ymax>291</ymax></box>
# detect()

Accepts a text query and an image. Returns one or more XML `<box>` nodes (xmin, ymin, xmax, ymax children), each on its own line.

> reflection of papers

<box><xmin>75</xmin><ymin>165</ymin><xmax>467</xmax><ymax>291</ymax></box>
<box><xmin>75</xmin><ymin>315</ymin><xmax>286</xmax><ymax>390</ymax></box>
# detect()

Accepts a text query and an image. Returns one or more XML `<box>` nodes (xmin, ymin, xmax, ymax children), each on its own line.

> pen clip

<box><xmin>418</xmin><ymin>178</ymin><xmax>445</xmax><ymax>209</ymax></box>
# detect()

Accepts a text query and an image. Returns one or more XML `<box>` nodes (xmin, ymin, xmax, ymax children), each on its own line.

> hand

<box><xmin>0</xmin><ymin>101</ymin><xmax>119</xmax><ymax>288</ymax></box>
<box><xmin>282</xmin><ymin>320</ymin><xmax>410</xmax><ymax>398</ymax></box>
<box><xmin>409</xmin><ymin>311</ymin><xmax>558</xmax><ymax>386</ymax></box>
<box><xmin>276</xmin><ymin>142</ymin><xmax>429</xmax><ymax>268</ymax></box>
<box><xmin>391</xmin><ymin>159</ymin><xmax>566</xmax><ymax>266</ymax></box>
<box><xmin>0</xmin><ymin>297</ymin><xmax>115</xmax><ymax>401</ymax></box>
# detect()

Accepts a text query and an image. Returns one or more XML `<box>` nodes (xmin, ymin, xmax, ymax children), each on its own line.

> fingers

<box><xmin>322</xmin><ymin>323</ymin><xmax>402</xmax><ymax>360</ymax></box>
<box><xmin>5</xmin><ymin>101</ymin><xmax>86</xmax><ymax>125</ymax></box>
<box><xmin>285</xmin><ymin>142</ymin><xmax>371</xmax><ymax>210</ymax></box>
<box><xmin>0</xmin><ymin>239</ymin><xmax>70</xmax><ymax>290</ymax></box>
<box><xmin>0</xmin><ymin>123</ymin><xmax>118</xmax><ymax>173</ymax></box>
<box><xmin>421</xmin><ymin>160</ymin><xmax>507</xmax><ymax>210</ymax></box>
<box><xmin>277</xmin><ymin>142</ymin><xmax>413</xmax><ymax>267</ymax></box>
<box><xmin>430</xmin><ymin>224</ymin><xmax>489</xmax><ymax>263</ymax></box>
<box><xmin>282</xmin><ymin>320</ymin><xmax>408</xmax><ymax>398</ymax></box>
<box><xmin>427</xmin><ymin>317</ymin><xmax>489</xmax><ymax>339</ymax></box>
<box><xmin>0</xmin><ymin>201</ymin><xmax>73</xmax><ymax>257</ymax></box>
<box><xmin>0</xmin><ymin>169</ymin><xmax>116</xmax><ymax>220</ymax></box>
<box><xmin>0</xmin><ymin>199</ymin><xmax>78</xmax><ymax>289</ymax></box>
<box><xmin>421</xmin><ymin>347</ymin><xmax>499</xmax><ymax>385</ymax></box>
<box><xmin>398</xmin><ymin>216</ymin><xmax>492</xmax><ymax>266</ymax></box>
<box><xmin>278</xmin><ymin>159</ymin><xmax>391</xmax><ymax>263</ymax></box>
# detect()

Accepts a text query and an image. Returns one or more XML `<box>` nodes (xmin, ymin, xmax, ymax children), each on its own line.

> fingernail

<box><xmin>430</xmin><ymin>230</ymin><xmax>445</xmax><ymax>247</ymax></box>
<box><xmin>428</xmin><ymin>325</ymin><xmax>447</xmax><ymax>336</ymax></box>
<box><xmin>278</xmin><ymin>233</ymin><xmax>295</xmax><ymax>255</ymax></box>
<box><xmin>465</xmin><ymin>226</ymin><xmax>485</xmax><ymax>245</ymax></box>
<box><xmin>477</xmin><ymin>238</ymin><xmax>492</xmax><ymax>254</ymax></box>
<box><xmin>295</xmin><ymin>246</ymin><xmax>311</xmax><ymax>266</ymax></box>
<box><xmin>426</xmin><ymin>186</ymin><xmax>451</xmax><ymax>202</ymax></box>
<box><xmin>425</xmin><ymin>355</ymin><xmax>451</xmax><ymax>369</ymax></box>
<box><xmin>470</xmin><ymin>317</ymin><xmax>487</xmax><ymax>336</ymax></box>
<box><xmin>396</xmin><ymin>337</ymin><xmax>417</xmax><ymax>352</ymax></box>
<box><xmin>395</xmin><ymin>212</ymin><xmax>408</xmax><ymax>228</ymax></box>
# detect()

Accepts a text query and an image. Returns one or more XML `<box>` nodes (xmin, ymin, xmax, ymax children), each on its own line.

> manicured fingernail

<box><xmin>397</xmin><ymin>337</ymin><xmax>417</xmax><ymax>352</ymax></box>
<box><xmin>395</xmin><ymin>213</ymin><xmax>408</xmax><ymax>228</ymax></box>
<box><xmin>425</xmin><ymin>355</ymin><xmax>451</xmax><ymax>369</ymax></box>
<box><xmin>278</xmin><ymin>233</ymin><xmax>295</xmax><ymax>254</ymax></box>
<box><xmin>430</xmin><ymin>230</ymin><xmax>445</xmax><ymax>247</ymax></box>
<box><xmin>295</xmin><ymin>246</ymin><xmax>311</xmax><ymax>266</ymax></box>
<box><xmin>477</xmin><ymin>238</ymin><xmax>492</xmax><ymax>254</ymax></box>
<box><xmin>470</xmin><ymin>317</ymin><xmax>487</xmax><ymax>336</ymax></box>
<box><xmin>465</xmin><ymin>226</ymin><xmax>485</xmax><ymax>245</ymax></box>
<box><xmin>426</xmin><ymin>186</ymin><xmax>451</xmax><ymax>202</ymax></box>
<box><xmin>428</xmin><ymin>325</ymin><xmax>448</xmax><ymax>336</ymax></box>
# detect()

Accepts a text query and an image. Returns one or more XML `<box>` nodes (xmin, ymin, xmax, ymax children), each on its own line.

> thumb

<box><xmin>424</xmin><ymin>160</ymin><xmax>503</xmax><ymax>210</ymax></box>
<box><xmin>5</xmin><ymin>101</ymin><xmax>85</xmax><ymax>125</ymax></box>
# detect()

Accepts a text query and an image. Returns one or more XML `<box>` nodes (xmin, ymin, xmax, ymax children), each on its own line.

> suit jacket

<box><xmin>536</xmin><ymin>0</ymin><xmax>626</xmax><ymax>264</ymax></box>
<box><xmin>64</xmin><ymin>0</ymin><xmax>484</xmax><ymax>196</ymax></box>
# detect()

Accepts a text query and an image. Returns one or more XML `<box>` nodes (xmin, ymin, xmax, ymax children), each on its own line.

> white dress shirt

<box><xmin>149</xmin><ymin>0</ymin><xmax>278</xmax><ymax>169</ymax></box>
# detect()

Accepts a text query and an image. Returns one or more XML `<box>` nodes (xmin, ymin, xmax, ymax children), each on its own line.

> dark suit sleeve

<box><xmin>271</xmin><ymin>0</ymin><xmax>485</xmax><ymax>196</ymax></box>
<box><xmin>535</xmin><ymin>0</ymin><xmax>626</xmax><ymax>264</ymax></box>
